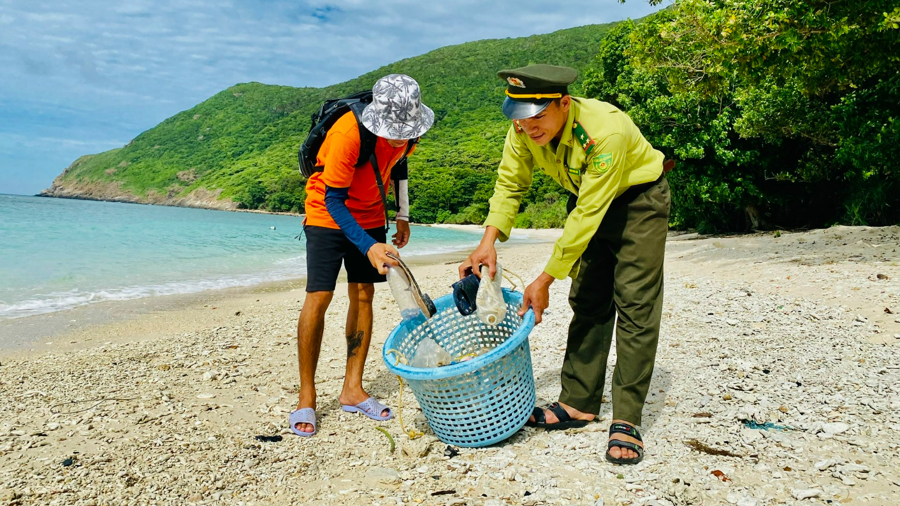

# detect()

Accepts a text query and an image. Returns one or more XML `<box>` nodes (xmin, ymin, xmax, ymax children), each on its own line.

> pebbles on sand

<box><xmin>1</xmin><ymin>225</ymin><xmax>898</xmax><ymax>505</ymax></box>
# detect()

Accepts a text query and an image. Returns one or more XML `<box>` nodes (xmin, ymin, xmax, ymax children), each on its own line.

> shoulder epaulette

<box><xmin>572</xmin><ymin>121</ymin><xmax>596</xmax><ymax>156</ymax></box>
<box><xmin>513</xmin><ymin>120</ymin><xmax>524</xmax><ymax>133</ymax></box>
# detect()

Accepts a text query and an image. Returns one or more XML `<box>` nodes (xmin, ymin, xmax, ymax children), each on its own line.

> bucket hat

<box><xmin>360</xmin><ymin>74</ymin><xmax>434</xmax><ymax>140</ymax></box>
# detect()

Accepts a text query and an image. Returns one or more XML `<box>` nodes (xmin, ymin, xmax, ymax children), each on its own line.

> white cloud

<box><xmin>0</xmin><ymin>0</ymin><xmax>667</xmax><ymax>194</ymax></box>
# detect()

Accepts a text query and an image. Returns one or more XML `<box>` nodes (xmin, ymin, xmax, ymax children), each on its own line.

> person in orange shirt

<box><xmin>290</xmin><ymin>75</ymin><xmax>434</xmax><ymax>437</ymax></box>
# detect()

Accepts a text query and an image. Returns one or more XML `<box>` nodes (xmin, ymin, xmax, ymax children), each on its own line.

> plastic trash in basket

<box><xmin>383</xmin><ymin>288</ymin><xmax>536</xmax><ymax>448</ymax></box>
<box><xmin>475</xmin><ymin>264</ymin><xmax>506</xmax><ymax>325</ymax></box>
<box><xmin>385</xmin><ymin>252</ymin><xmax>436</xmax><ymax>319</ymax></box>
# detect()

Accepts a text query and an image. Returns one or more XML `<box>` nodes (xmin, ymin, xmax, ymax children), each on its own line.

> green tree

<box><xmin>628</xmin><ymin>0</ymin><xmax>900</xmax><ymax>226</ymax></box>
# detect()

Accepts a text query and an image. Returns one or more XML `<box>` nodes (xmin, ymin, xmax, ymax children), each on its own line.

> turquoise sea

<box><xmin>0</xmin><ymin>194</ymin><xmax>503</xmax><ymax>320</ymax></box>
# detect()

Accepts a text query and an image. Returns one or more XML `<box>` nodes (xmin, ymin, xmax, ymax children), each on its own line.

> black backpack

<box><xmin>298</xmin><ymin>90</ymin><xmax>416</xmax><ymax>232</ymax></box>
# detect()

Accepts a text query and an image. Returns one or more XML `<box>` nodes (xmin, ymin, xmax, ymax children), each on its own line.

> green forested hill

<box><xmin>45</xmin><ymin>23</ymin><xmax>618</xmax><ymax>224</ymax></box>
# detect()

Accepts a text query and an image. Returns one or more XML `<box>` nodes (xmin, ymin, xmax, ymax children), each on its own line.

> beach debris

<box><xmin>711</xmin><ymin>470</ymin><xmax>730</xmax><ymax>482</ymax></box>
<box><xmin>431</xmin><ymin>490</ymin><xmax>456</xmax><ymax>496</ymax></box>
<box><xmin>61</xmin><ymin>457</ymin><xmax>75</xmax><ymax>467</ymax></box>
<box><xmin>443</xmin><ymin>445</ymin><xmax>459</xmax><ymax>458</ymax></box>
<box><xmin>410</xmin><ymin>337</ymin><xmax>451</xmax><ymax>368</ymax></box>
<box><xmin>476</xmin><ymin>263</ymin><xmax>506</xmax><ymax>325</ymax></box>
<box><xmin>385</xmin><ymin>252</ymin><xmax>436</xmax><ymax>319</ymax></box>
<box><xmin>685</xmin><ymin>439</ymin><xmax>742</xmax><ymax>458</ymax></box>
<box><xmin>876</xmin><ymin>273</ymin><xmax>889</xmax><ymax>280</ymax></box>
<box><xmin>743</xmin><ymin>420</ymin><xmax>791</xmax><ymax>431</ymax></box>
<box><xmin>376</xmin><ymin>426</ymin><xmax>395</xmax><ymax>453</ymax></box>
<box><xmin>253</xmin><ymin>435</ymin><xmax>282</xmax><ymax>443</ymax></box>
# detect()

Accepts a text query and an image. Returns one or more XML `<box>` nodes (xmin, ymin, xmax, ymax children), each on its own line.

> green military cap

<box><xmin>497</xmin><ymin>64</ymin><xmax>578</xmax><ymax>120</ymax></box>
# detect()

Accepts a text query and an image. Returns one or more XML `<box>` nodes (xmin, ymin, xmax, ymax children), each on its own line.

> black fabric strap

<box><xmin>370</xmin><ymin>138</ymin><xmax>418</xmax><ymax>233</ymax></box>
<box><xmin>607</xmin><ymin>440</ymin><xmax>644</xmax><ymax>454</ymax></box>
<box><xmin>368</xmin><ymin>153</ymin><xmax>390</xmax><ymax>234</ymax></box>
<box><xmin>609</xmin><ymin>422</ymin><xmax>643</xmax><ymax>441</ymax></box>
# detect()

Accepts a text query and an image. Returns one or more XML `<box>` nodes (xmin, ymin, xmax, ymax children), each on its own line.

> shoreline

<box><xmin>0</xmin><ymin>237</ymin><xmax>558</xmax><ymax>357</ymax></box>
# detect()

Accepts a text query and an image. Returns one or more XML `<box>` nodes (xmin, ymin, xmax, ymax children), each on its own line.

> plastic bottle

<box><xmin>476</xmin><ymin>263</ymin><xmax>506</xmax><ymax>326</ymax></box>
<box><xmin>387</xmin><ymin>266</ymin><xmax>421</xmax><ymax>320</ymax></box>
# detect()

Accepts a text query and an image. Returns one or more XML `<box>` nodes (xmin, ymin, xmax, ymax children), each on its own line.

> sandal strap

<box><xmin>608</xmin><ymin>439</ymin><xmax>644</xmax><ymax>455</ymax></box>
<box><xmin>531</xmin><ymin>407</ymin><xmax>547</xmax><ymax>424</ymax></box>
<box><xmin>547</xmin><ymin>402</ymin><xmax>573</xmax><ymax>423</ymax></box>
<box><xmin>609</xmin><ymin>422</ymin><xmax>642</xmax><ymax>442</ymax></box>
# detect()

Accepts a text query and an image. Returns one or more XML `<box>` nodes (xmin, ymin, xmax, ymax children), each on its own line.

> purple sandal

<box><xmin>289</xmin><ymin>408</ymin><xmax>317</xmax><ymax>437</ymax></box>
<box><xmin>341</xmin><ymin>397</ymin><xmax>393</xmax><ymax>421</ymax></box>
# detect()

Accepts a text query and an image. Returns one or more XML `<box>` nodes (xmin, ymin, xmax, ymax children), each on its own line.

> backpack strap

<box><xmin>368</xmin><ymin>153</ymin><xmax>390</xmax><ymax>235</ymax></box>
<box><xmin>391</xmin><ymin>138</ymin><xmax>418</xmax><ymax>182</ymax></box>
<box><xmin>367</xmin><ymin>139</ymin><xmax>418</xmax><ymax>234</ymax></box>
<box><xmin>345</xmin><ymin>102</ymin><xmax>388</xmax><ymax>233</ymax></box>
<box><xmin>404</xmin><ymin>138</ymin><xmax>418</xmax><ymax>158</ymax></box>
<box><xmin>349</xmin><ymin>102</ymin><xmax>378</xmax><ymax>166</ymax></box>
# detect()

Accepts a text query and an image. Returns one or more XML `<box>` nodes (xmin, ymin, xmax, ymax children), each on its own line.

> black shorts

<box><xmin>304</xmin><ymin>225</ymin><xmax>387</xmax><ymax>292</ymax></box>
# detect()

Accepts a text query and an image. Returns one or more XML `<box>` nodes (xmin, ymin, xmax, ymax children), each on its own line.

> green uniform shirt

<box><xmin>484</xmin><ymin>97</ymin><xmax>664</xmax><ymax>279</ymax></box>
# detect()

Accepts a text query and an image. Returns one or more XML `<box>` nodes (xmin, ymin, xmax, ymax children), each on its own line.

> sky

<box><xmin>0</xmin><ymin>0</ymin><xmax>665</xmax><ymax>195</ymax></box>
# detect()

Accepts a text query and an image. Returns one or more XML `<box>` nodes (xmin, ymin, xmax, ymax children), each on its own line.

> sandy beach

<box><xmin>1</xmin><ymin>225</ymin><xmax>899</xmax><ymax>505</ymax></box>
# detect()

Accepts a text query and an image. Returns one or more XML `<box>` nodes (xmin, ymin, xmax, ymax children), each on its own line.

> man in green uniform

<box><xmin>459</xmin><ymin>64</ymin><xmax>670</xmax><ymax>465</ymax></box>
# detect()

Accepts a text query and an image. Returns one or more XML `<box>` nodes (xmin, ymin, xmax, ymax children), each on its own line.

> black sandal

<box><xmin>524</xmin><ymin>402</ymin><xmax>590</xmax><ymax>430</ymax></box>
<box><xmin>606</xmin><ymin>422</ymin><xmax>644</xmax><ymax>465</ymax></box>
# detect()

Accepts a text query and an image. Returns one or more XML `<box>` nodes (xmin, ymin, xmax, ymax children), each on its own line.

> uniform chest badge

<box><xmin>507</xmin><ymin>77</ymin><xmax>526</xmax><ymax>88</ymax></box>
<box><xmin>593</xmin><ymin>153</ymin><xmax>613</xmax><ymax>175</ymax></box>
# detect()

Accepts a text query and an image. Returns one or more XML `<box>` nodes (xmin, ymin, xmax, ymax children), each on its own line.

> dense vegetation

<box><xmin>593</xmin><ymin>0</ymin><xmax>900</xmax><ymax>231</ymax></box>
<box><xmin>56</xmin><ymin>3</ymin><xmax>899</xmax><ymax>232</ymax></box>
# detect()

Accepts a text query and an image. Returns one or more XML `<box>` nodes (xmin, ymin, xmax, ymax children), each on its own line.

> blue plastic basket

<box><xmin>383</xmin><ymin>288</ymin><xmax>536</xmax><ymax>447</ymax></box>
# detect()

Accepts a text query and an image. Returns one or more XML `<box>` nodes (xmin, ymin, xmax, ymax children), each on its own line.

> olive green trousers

<box><xmin>558</xmin><ymin>176</ymin><xmax>670</xmax><ymax>426</ymax></box>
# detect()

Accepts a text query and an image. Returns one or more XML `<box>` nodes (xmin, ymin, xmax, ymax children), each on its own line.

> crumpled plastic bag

<box><xmin>410</xmin><ymin>337</ymin><xmax>451</xmax><ymax>368</ymax></box>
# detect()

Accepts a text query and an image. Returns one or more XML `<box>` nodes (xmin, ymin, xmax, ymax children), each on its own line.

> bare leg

<box><xmin>294</xmin><ymin>290</ymin><xmax>334</xmax><ymax>433</ymax></box>
<box><xmin>338</xmin><ymin>283</ymin><xmax>388</xmax><ymax>417</ymax></box>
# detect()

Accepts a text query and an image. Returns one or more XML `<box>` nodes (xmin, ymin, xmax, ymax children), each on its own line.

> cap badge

<box><xmin>507</xmin><ymin>77</ymin><xmax>526</xmax><ymax>88</ymax></box>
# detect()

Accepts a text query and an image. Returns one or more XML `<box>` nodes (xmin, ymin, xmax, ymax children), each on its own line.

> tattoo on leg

<box><xmin>347</xmin><ymin>331</ymin><xmax>364</xmax><ymax>358</ymax></box>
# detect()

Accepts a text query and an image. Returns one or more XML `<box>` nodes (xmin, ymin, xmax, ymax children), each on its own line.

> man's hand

<box><xmin>392</xmin><ymin>220</ymin><xmax>410</xmax><ymax>248</ymax></box>
<box><xmin>459</xmin><ymin>226</ymin><xmax>500</xmax><ymax>279</ymax></box>
<box><xmin>367</xmin><ymin>243</ymin><xmax>400</xmax><ymax>274</ymax></box>
<box><xmin>519</xmin><ymin>272</ymin><xmax>555</xmax><ymax>324</ymax></box>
